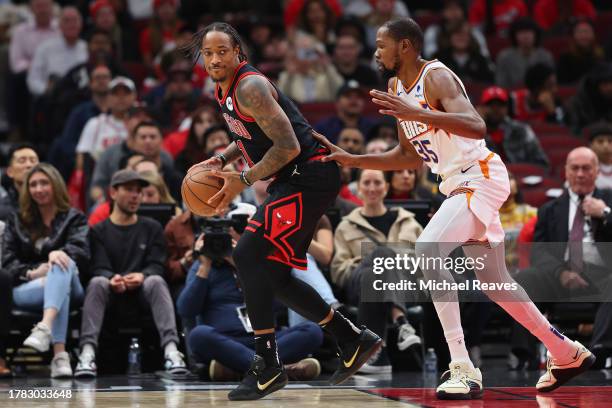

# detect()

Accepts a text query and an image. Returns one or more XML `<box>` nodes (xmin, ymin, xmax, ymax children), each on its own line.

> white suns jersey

<box><xmin>395</xmin><ymin>60</ymin><xmax>489</xmax><ymax>178</ymax></box>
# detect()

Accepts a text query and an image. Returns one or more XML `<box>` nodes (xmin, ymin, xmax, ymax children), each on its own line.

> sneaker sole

<box><xmin>537</xmin><ymin>352</ymin><xmax>596</xmax><ymax>393</ymax></box>
<box><xmin>329</xmin><ymin>338</ymin><xmax>383</xmax><ymax>385</ymax></box>
<box><xmin>228</xmin><ymin>375</ymin><xmax>288</xmax><ymax>401</ymax></box>
<box><xmin>23</xmin><ymin>338</ymin><xmax>49</xmax><ymax>353</ymax></box>
<box><xmin>397</xmin><ymin>338</ymin><xmax>421</xmax><ymax>351</ymax></box>
<box><xmin>437</xmin><ymin>388</ymin><xmax>483</xmax><ymax>400</ymax></box>
<box><xmin>357</xmin><ymin>364</ymin><xmax>392</xmax><ymax>374</ymax></box>
<box><xmin>75</xmin><ymin>371</ymin><xmax>96</xmax><ymax>378</ymax></box>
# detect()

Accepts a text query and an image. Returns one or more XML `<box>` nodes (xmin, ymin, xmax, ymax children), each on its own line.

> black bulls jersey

<box><xmin>216</xmin><ymin>62</ymin><xmax>322</xmax><ymax>176</ymax></box>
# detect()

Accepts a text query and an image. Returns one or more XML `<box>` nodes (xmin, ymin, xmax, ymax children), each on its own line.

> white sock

<box><xmin>81</xmin><ymin>343</ymin><xmax>95</xmax><ymax>358</ymax></box>
<box><xmin>164</xmin><ymin>342</ymin><xmax>178</xmax><ymax>357</ymax></box>
<box><xmin>434</xmin><ymin>300</ymin><xmax>473</xmax><ymax>367</ymax></box>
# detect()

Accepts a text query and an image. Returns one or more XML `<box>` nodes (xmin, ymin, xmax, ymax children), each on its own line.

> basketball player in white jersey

<box><xmin>314</xmin><ymin>17</ymin><xmax>595</xmax><ymax>400</ymax></box>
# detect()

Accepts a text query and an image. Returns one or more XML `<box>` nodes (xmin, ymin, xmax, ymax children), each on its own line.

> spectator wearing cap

<box><xmin>566</xmin><ymin>63</ymin><xmax>612</xmax><ymax>134</ymax></box>
<box><xmin>75</xmin><ymin>77</ymin><xmax>136</xmax><ymax>203</ymax></box>
<box><xmin>533</xmin><ymin>0</ymin><xmax>596</xmax><ymax>34</ymax></box>
<box><xmin>557</xmin><ymin>18</ymin><xmax>605</xmax><ymax>85</ymax></box>
<box><xmin>511</xmin><ymin>63</ymin><xmax>565</xmax><ymax>124</ymax></box>
<box><xmin>588</xmin><ymin>122</ymin><xmax>612</xmax><ymax>190</ymax></box>
<box><xmin>480</xmin><ymin>86</ymin><xmax>549</xmax><ymax>167</ymax></box>
<box><xmin>27</xmin><ymin>6</ymin><xmax>88</xmax><ymax>97</ymax></box>
<box><xmin>75</xmin><ymin>169</ymin><xmax>187</xmax><ymax>378</ymax></box>
<box><xmin>3</xmin><ymin>163</ymin><xmax>89</xmax><ymax>378</ymax></box>
<box><xmin>139</xmin><ymin>0</ymin><xmax>183</xmax><ymax>74</ymax></box>
<box><xmin>333</xmin><ymin>34</ymin><xmax>381</xmax><ymax>89</ymax></box>
<box><xmin>495</xmin><ymin>17</ymin><xmax>554</xmax><ymax>89</ymax></box>
<box><xmin>314</xmin><ymin>80</ymin><xmax>379</xmax><ymax>144</ymax></box>
<box><xmin>277</xmin><ymin>31</ymin><xmax>344</xmax><ymax>103</ymax></box>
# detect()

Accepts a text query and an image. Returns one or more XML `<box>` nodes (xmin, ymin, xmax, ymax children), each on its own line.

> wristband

<box><xmin>215</xmin><ymin>152</ymin><xmax>228</xmax><ymax>167</ymax></box>
<box><xmin>240</xmin><ymin>170</ymin><xmax>253</xmax><ymax>186</ymax></box>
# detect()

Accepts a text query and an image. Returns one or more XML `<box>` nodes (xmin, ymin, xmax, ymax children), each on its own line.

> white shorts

<box><xmin>438</xmin><ymin>152</ymin><xmax>511</xmax><ymax>243</ymax></box>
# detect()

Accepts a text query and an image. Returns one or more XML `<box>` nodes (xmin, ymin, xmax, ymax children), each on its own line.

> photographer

<box><xmin>177</xmin><ymin>204</ymin><xmax>323</xmax><ymax>381</ymax></box>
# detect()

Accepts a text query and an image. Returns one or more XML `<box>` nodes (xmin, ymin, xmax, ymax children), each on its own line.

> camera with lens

<box><xmin>193</xmin><ymin>213</ymin><xmax>249</xmax><ymax>260</ymax></box>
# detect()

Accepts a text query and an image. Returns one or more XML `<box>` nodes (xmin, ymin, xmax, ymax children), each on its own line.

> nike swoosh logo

<box><xmin>461</xmin><ymin>164</ymin><xmax>475</xmax><ymax>173</ymax></box>
<box><xmin>343</xmin><ymin>345</ymin><xmax>360</xmax><ymax>368</ymax></box>
<box><xmin>257</xmin><ymin>372</ymin><xmax>282</xmax><ymax>391</ymax></box>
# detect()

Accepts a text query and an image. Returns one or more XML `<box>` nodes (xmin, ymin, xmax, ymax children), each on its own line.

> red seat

<box><xmin>299</xmin><ymin>102</ymin><xmax>336</xmax><ymax>124</ymax></box>
<box><xmin>487</xmin><ymin>36</ymin><xmax>511</xmax><ymax>61</ymax></box>
<box><xmin>557</xmin><ymin>85</ymin><xmax>577</xmax><ymax>104</ymax></box>
<box><xmin>539</xmin><ymin>136</ymin><xmax>585</xmax><ymax>151</ymax></box>
<box><xmin>414</xmin><ymin>13</ymin><xmax>440</xmax><ymax>30</ymax></box>
<box><xmin>548</xmin><ymin>148</ymin><xmax>571</xmax><ymax>177</ymax></box>
<box><xmin>529</xmin><ymin>121</ymin><xmax>573</xmax><ymax>137</ymax></box>
<box><xmin>507</xmin><ymin>163</ymin><xmax>547</xmax><ymax>178</ymax></box>
<box><xmin>520</xmin><ymin>176</ymin><xmax>562</xmax><ymax>190</ymax></box>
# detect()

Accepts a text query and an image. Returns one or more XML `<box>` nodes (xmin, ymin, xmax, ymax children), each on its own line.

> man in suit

<box><xmin>511</xmin><ymin>147</ymin><xmax>612</xmax><ymax>368</ymax></box>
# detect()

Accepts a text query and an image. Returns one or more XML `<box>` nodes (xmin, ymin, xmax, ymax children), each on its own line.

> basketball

<box><xmin>181</xmin><ymin>168</ymin><xmax>224</xmax><ymax>216</ymax></box>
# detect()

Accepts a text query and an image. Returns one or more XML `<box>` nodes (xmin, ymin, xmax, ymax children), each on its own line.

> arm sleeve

<box><xmin>26</xmin><ymin>44</ymin><xmax>48</xmax><ymax>96</ymax></box>
<box><xmin>89</xmin><ymin>226</ymin><xmax>116</xmax><ymax>279</ymax></box>
<box><xmin>141</xmin><ymin>222</ymin><xmax>167</xmax><ymax>277</ymax></box>
<box><xmin>330</xmin><ymin>223</ymin><xmax>360</xmax><ymax>287</ymax></box>
<box><xmin>176</xmin><ymin>262</ymin><xmax>209</xmax><ymax>318</ymax></box>
<box><xmin>60</xmin><ymin>212</ymin><xmax>90</xmax><ymax>266</ymax></box>
<box><xmin>8</xmin><ymin>26</ymin><xmax>29</xmax><ymax>73</ymax></box>
<box><xmin>76</xmin><ymin>117</ymin><xmax>98</xmax><ymax>154</ymax></box>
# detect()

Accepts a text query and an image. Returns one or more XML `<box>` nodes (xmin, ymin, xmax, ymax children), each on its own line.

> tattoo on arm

<box><xmin>235</xmin><ymin>76</ymin><xmax>300</xmax><ymax>181</ymax></box>
<box><xmin>222</xmin><ymin>141</ymin><xmax>241</xmax><ymax>163</ymax></box>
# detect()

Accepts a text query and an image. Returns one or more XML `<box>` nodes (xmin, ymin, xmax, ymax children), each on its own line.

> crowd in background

<box><xmin>0</xmin><ymin>0</ymin><xmax>612</xmax><ymax>380</ymax></box>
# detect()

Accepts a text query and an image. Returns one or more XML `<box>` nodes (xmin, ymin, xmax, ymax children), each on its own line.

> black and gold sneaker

<box><xmin>329</xmin><ymin>326</ymin><xmax>383</xmax><ymax>385</ymax></box>
<box><xmin>227</xmin><ymin>355</ymin><xmax>288</xmax><ymax>401</ymax></box>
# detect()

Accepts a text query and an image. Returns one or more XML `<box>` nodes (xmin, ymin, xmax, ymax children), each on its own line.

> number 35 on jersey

<box><xmin>399</xmin><ymin>119</ymin><xmax>439</xmax><ymax>164</ymax></box>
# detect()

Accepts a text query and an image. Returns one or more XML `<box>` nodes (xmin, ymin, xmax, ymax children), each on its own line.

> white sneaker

<box><xmin>397</xmin><ymin>323</ymin><xmax>421</xmax><ymax>351</ymax></box>
<box><xmin>23</xmin><ymin>322</ymin><xmax>51</xmax><ymax>352</ymax></box>
<box><xmin>536</xmin><ymin>341</ymin><xmax>595</xmax><ymax>393</ymax></box>
<box><xmin>436</xmin><ymin>361</ymin><xmax>483</xmax><ymax>400</ymax></box>
<box><xmin>50</xmin><ymin>352</ymin><xmax>72</xmax><ymax>378</ymax></box>
<box><xmin>165</xmin><ymin>351</ymin><xmax>189</xmax><ymax>375</ymax></box>
<box><xmin>75</xmin><ymin>352</ymin><xmax>97</xmax><ymax>378</ymax></box>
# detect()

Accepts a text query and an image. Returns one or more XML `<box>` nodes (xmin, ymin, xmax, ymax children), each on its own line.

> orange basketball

<box><xmin>181</xmin><ymin>168</ymin><xmax>224</xmax><ymax>216</ymax></box>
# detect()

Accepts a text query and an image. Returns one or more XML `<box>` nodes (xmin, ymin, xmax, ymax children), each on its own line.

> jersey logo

<box><xmin>226</xmin><ymin>97</ymin><xmax>234</xmax><ymax>111</ymax></box>
<box><xmin>400</xmin><ymin>120</ymin><xmax>432</xmax><ymax>140</ymax></box>
<box><xmin>223</xmin><ymin>113</ymin><xmax>251</xmax><ymax>140</ymax></box>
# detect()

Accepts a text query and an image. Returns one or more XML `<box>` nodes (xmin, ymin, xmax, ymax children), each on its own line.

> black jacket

<box><xmin>0</xmin><ymin>174</ymin><xmax>19</xmax><ymax>221</ymax></box>
<box><xmin>531</xmin><ymin>188</ymin><xmax>612</xmax><ymax>279</ymax></box>
<box><xmin>2</xmin><ymin>208</ymin><xmax>90</xmax><ymax>285</ymax></box>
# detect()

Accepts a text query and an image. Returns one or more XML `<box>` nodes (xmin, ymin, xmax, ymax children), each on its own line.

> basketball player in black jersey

<box><xmin>185</xmin><ymin>22</ymin><xmax>382</xmax><ymax>401</ymax></box>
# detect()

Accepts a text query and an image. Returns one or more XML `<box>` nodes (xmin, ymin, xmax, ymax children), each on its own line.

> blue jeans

<box><xmin>13</xmin><ymin>262</ymin><xmax>84</xmax><ymax>344</ymax></box>
<box><xmin>288</xmin><ymin>253</ymin><xmax>338</xmax><ymax>327</ymax></box>
<box><xmin>189</xmin><ymin>322</ymin><xmax>323</xmax><ymax>373</ymax></box>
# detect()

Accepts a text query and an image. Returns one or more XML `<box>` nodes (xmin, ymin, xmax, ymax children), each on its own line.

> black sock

<box><xmin>395</xmin><ymin>315</ymin><xmax>408</xmax><ymax>326</ymax></box>
<box><xmin>254</xmin><ymin>333</ymin><xmax>280</xmax><ymax>368</ymax></box>
<box><xmin>320</xmin><ymin>311</ymin><xmax>361</xmax><ymax>344</ymax></box>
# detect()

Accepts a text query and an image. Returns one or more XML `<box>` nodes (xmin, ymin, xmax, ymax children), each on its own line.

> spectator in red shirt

<box><xmin>139</xmin><ymin>0</ymin><xmax>183</xmax><ymax>74</ymax></box>
<box><xmin>163</xmin><ymin>104</ymin><xmax>222</xmax><ymax>159</ymax></box>
<box><xmin>469</xmin><ymin>0</ymin><xmax>527</xmax><ymax>37</ymax></box>
<box><xmin>533</xmin><ymin>0</ymin><xmax>596</xmax><ymax>34</ymax></box>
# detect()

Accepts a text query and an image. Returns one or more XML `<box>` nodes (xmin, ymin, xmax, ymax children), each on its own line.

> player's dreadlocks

<box><xmin>183</xmin><ymin>22</ymin><xmax>248</xmax><ymax>64</ymax></box>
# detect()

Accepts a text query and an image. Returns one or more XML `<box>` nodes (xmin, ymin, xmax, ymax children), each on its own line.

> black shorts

<box><xmin>244</xmin><ymin>160</ymin><xmax>341</xmax><ymax>270</ymax></box>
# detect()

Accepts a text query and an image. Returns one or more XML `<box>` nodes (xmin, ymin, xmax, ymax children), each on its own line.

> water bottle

<box><xmin>127</xmin><ymin>337</ymin><xmax>141</xmax><ymax>375</ymax></box>
<box><xmin>424</xmin><ymin>348</ymin><xmax>438</xmax><ymax>374</ymax></box>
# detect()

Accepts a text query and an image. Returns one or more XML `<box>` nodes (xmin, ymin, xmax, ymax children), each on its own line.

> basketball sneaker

<box><xmin>536</xmin><ymin>341</ymin><xmax>595</xmax><ymax>393</ymax></box>
<box><xmin>328</xmin><ymin>326</ymin><xmax>383</xmax><ymax>385</ymax></box>
<box><xmin>227</xmin><ymin>355</ymin><xmax>287</xmax><ymax>401</ymax></box>
<box><xmin>436</xmin><ymin>361</ymin><xmax>483</xmax><ymax>400</ymax></box>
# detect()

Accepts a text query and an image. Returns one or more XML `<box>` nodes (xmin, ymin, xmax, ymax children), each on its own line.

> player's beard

<box><xmin>379</xmin><ymin>53</ymin><xmax>401</xmax><ymax>80</ymax></box>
